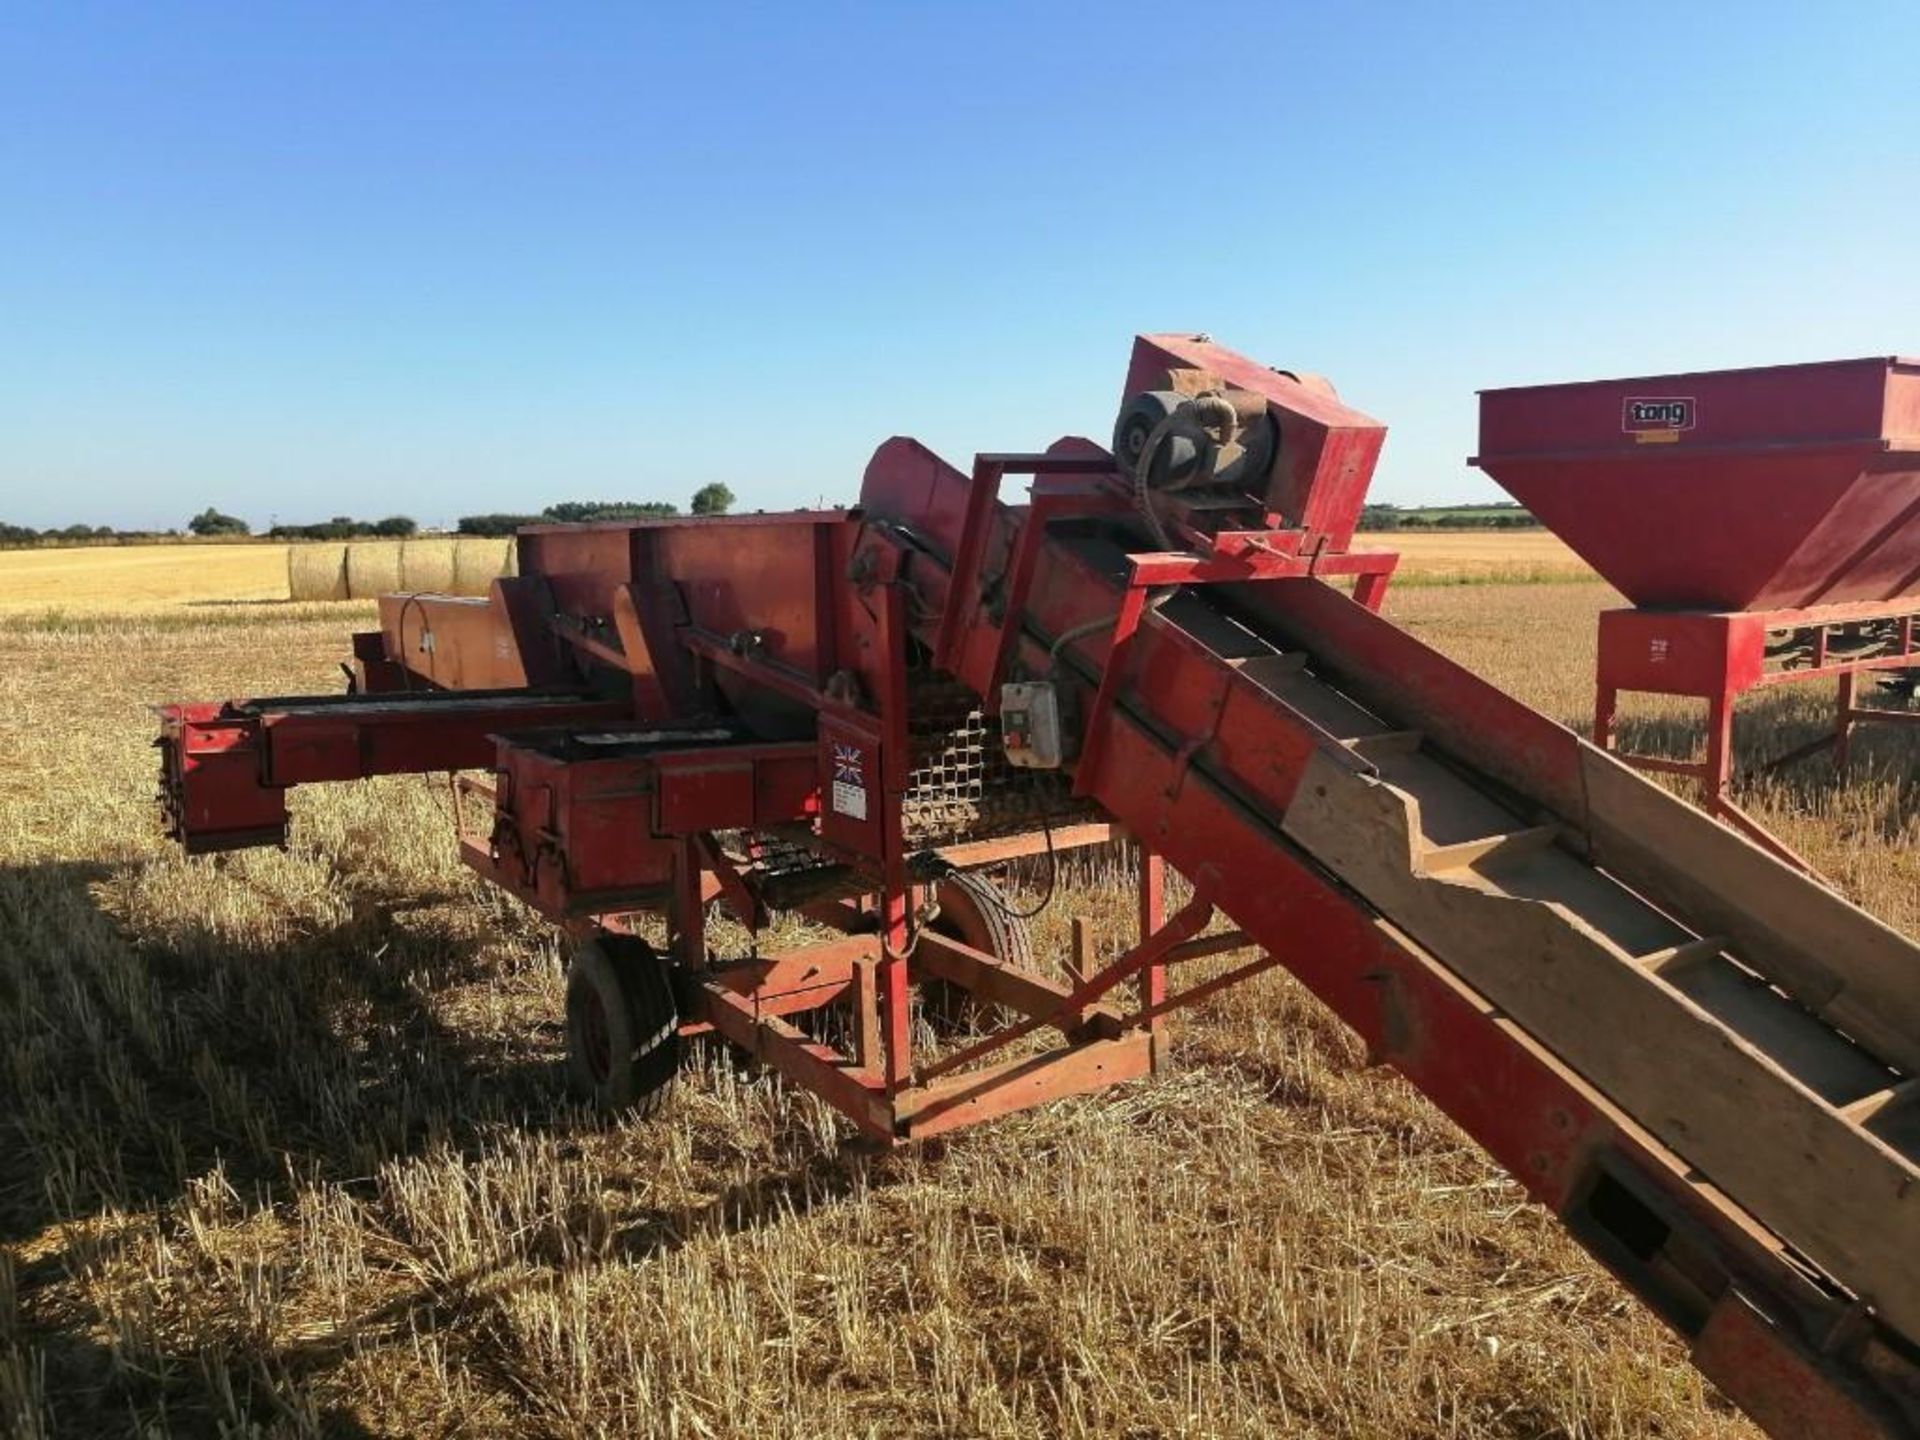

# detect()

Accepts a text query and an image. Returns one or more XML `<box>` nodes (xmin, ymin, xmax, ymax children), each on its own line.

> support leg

<box><xmin>1691</xmin><ymin>691</ymin><xmax>1817</xmax><ymax>871</ymax></box>
<box><xmin>1703</xmin><ymin>692</ymin><xmax>1735</xmax><ymax>818</ymax></box>
<box><xmin>879</xmin><ymin>884</ymin><xmax>912</xmax><ymax>1094</ymax></box>
<box><xmin>670</xmin><ymin>838</ymin><xmax>707</xmax><ymax>971</ymax></box>
<box><xmin>1836</xmin><ymin>670</ymin><xmax>1858</xmax><ymax>774</ymax></box>
<box><xmin>1069</xmin><ymin>915</ymin><xmax>1090</xmax><ymax>986</ymax></box>
<box><xmin>1139</xmin><ymin>843</ymin><xmax>1168</xmax><ymax>1071</ymax></box>
<box><xmin>851</xmin><ymin>955</ymin><xmax>882</xmax><ymax>1071</ymax></box>
<box><xmin>1594</xmin><ymin>684</ymin><xmax>1618</xmax><ymax>753</ymax></box>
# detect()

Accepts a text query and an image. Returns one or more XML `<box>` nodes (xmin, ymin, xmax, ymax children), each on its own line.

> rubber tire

<box><xmin>929</xmin><ymin>870</ymin><xmax>1035</xmax><ymax>969</ymax></box>
<box><xmin>921</xmin><ymin>870</ymin><xmax>1035</xmax><ymax>1034</ymax></box>
<box><xmin>565</xmin><ymin>935</ymin><xmax>681</xmax><ymax>1118</ymax></box>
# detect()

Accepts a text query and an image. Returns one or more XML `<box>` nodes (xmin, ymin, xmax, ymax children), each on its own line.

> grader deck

<box><xmin>158</xmin><ymin>334</ymin><xmax>1920</xmax><ymax>1436</ymax></box>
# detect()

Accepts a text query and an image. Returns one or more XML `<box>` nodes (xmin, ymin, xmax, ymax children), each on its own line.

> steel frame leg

<box><xmin>671</xmin><ymin>838</ymin><xmax>707</xmax><ymax>970</ymax></box>
<box><xmin>1593</xmin><ymin>683</ymin><xmax>1819</xmax><ymax>875</ymax></box>
<box><xmin>1695</xmin><ymin>691</ymin><xmax>1823</xmax><ymax>874</ymax></box>
<box><xmin>879</xmin><ymin>882</ymin><xmax>913</xmax><ymax>1094</ymax></box>
<box><xmin>1836</xmin><ymin>670</ymin><xmax>1858</xmax><ymax>773</ymax></box>
<box><xmin>1703</xmin><ymin>690</ymin><xmax>1735</xmax><ymax>816</ymax></box>
<box><xmin>1138</xmin><ymin>844</ymin><xmax>1168</xmax><ymax>1070</ymax></box>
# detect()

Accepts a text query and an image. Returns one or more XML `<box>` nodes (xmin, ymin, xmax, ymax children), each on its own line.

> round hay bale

<box><xmin>452</xmin><ymin>536</ymin><xmax>515</xmax><ymax>595</ymax></box>
<box><xmin>287</xmin><ymin>543</ymin><xmax>349</xmax><ymax>601</ymax></box>
<box><xmin>400</xmin><ymin>536</ymin><xmax>459</xmax><ymax>594</ymax></box>
<box><xmin>345</xmin><ymin>541</ymin><xmax>405</xmax><ymax>599</ymax></box>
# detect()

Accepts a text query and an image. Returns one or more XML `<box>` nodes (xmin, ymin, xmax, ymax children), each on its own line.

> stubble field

<box><xmin>1</xmin><ymin>539</ymin><xmax>1914</xmax><ymax>1438</ymax></box>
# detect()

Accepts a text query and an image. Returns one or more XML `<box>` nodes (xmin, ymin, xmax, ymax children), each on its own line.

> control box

<box><xmin>999</xmin><ymin>681</ymin><xmax>1063</xmax><ymax>769</ymax></box>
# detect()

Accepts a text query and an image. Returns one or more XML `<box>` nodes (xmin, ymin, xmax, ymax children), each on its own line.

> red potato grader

<box><xmin>160</xmin><ymin>335</ymin><xmax>1920</xmax><ymax>1437</ymax></box>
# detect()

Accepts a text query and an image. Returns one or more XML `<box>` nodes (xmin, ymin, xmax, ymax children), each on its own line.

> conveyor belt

<box><xmin>1130</xmin><ymin>579</ymin><xmax>1920</xmax><ymax>1350</ymax></box>
<box><xmin>987</xmin><ymin>514</ymin><xmax>1920</xmax><ymax>1355</ymax></box>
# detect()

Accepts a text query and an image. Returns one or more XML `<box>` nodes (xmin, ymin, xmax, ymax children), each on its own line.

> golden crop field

<box><xmin>0</xmin><ymin>529</ymin><xmax>1592</xmax><ymax>614</ymax></box>
<box><xmin>0</xmin><ymin>537</ymin><xmax>519</xmax><ymax>614</ymax></box>
<box><xmin>0</xmin><ymin>543</ymin><xmax>1913</xmax><ymax>1438</ymax></box>
<box><xmin>0</xmin><ymin>543</ymin><xmax>293</xmax><ymax>611</ymax></box>
<box><xmin>1355</xmin><ymin>529</ymin><xmax>1594</xmax><ymax>586</ymax></box>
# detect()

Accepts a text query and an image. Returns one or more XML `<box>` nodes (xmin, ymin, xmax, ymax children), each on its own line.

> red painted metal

<box><xmin>915</xmin><ymin>885</ymin><xmax>1215</xmax><ymax>1085</ymax></box>
<box><xmin>153</xmin><ymin>334</ymin><xmax>1920</xmax><ymax>1438</ymax></box>
<box><xmin>377</xmin><ymin>592</ymin><xmax>529</xmax><ymax>690</ymax></box>
<box><xmin>480</xmin><ymin>729</ymin><xmax>818</xmax><ymax>917</ymax></box>
<box><xmin>1127</xmin><ymin>333</ymin><xmax>1389</xmax><ymax>554</ymax></box>
<box><xmin>1475</xmin><ymin>358</ymin><xmax>1920</xmax><ymax>867</ymax></box>
<box><xmin>854</xmin><ymin>350</ymin><xmax>1920</xmax><ymax>1435</ymax></box>
<box><xmin>1592</xmin><ymin>598</ymin><xmax>1920</xmax><ymax>866</ymax></box>
<box><xmin>1474</xmin><ymin>356</ymin><xmax>1920</xmax><ymax>611</ymax></box>
<box><xmin>157</xmin><ymin>690</ymin><xmax>630</xmax><ymax>852</ymax></box>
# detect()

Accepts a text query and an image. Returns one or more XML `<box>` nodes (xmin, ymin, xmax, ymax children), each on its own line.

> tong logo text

<box><xmin>1623</xmin><ymin>397</ymin><xmax>1694</xmax><ymax>431</ymax></box>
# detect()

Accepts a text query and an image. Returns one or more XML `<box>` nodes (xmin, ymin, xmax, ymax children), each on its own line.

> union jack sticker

<box><xmin>831</xmin><ymin>742</ymin><xmax>868</xmax><ymax>820</ymax></box>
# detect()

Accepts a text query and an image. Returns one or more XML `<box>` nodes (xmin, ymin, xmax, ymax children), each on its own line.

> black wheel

<box><xmin>566</xmin><ymin>934</ymin><xmax>681</xmax><ymax>1117</ymax></box>
<box><xmin>920</xmin><ymin>870</ymin><xmax>1034</xmax><ymax>1033</ymax></box>
<box><xmin>930</xmin><ymin>870</ymin><xmax>1034</xmax><ymax>968</ymax></box>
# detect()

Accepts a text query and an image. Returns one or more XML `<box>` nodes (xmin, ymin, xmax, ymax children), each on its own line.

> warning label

<box><xmin>830</xmin><ymin>742</ymin><xmax>867</xmax><ymax>820</ymax></box>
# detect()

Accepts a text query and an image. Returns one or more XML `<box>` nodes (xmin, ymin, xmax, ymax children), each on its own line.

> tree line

<box><xmin>454</xmin><ymin>484</ymin><xmax>735</xmax><ymax>536</ymax></box>
<box><xmin>0</xmin><ymin>484</ymin><xmax>741</xmax><ymax>549</ymax></box>
<box><xmin>18</xmin><ymin>489</ymin><xmax>1544</xmax><ymax>548</ymax></box>
<box><xmin>1359</xmin><ymin>502</ymin><xmax>1540</xmax><ymax>531</ymax></box>
<box><xmin>0</xmin><ymin>521</ymin><xmax>143</xmax><ymax>545</ymax></box>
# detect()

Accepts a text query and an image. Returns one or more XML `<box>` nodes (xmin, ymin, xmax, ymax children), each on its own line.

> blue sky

<box><xmin>3</xmin><ymin>3</ymin><xmax>1916</xmax><ymax>531</ymax></box>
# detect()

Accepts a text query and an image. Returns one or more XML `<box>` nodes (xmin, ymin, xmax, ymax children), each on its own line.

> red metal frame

<box><xmin>935</xmin><ymin>459</ymin><xmax>1398</xmax><ymax>699</ymax></box>
<box><xmin>156</xmin><ymin>690</ymin><xmax>632</xmax><ymax>852</ymax></box>
<box><xmin>1125</xmin><ymin>331</ymin><xmax>1390</xmax><ymax>555</ymax></box>
<box><xmin>1593</xmin><ymin>598</ymin><xmax>1920</xmax><ymax>869</ymax></box>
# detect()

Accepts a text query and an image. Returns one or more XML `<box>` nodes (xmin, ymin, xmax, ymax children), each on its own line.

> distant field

<box><xmin>0</xmin><ymin>538</ymin><xmax>515</xmax><ymax>611</ymax></box>
<box><xmin>0</xmin><ymin>542</ymin><xmax>290</xmax><ymax>610</ymax></box>
<box><xmin>1356</xmin><ymin>528</ymin><xmax>1595</xmax><ymax>586</ymax></box>
<box><xmin>0</xmin><ymin>530</ymin><xmax>1596</xmax><ymax>614</ymax></box>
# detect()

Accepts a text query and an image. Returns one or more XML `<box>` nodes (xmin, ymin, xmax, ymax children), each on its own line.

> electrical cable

<box><xmin>394</xmin><ymin>592</ymin><xmax>437</xmax><ymax>692</ymax></box>
<box><xmin>980</xmin><ymin>787</ymin><xmax>1058</xmax><ymax>921</ymax></box>
<box><xmin>1047</xmin><ymin>405</ymin><xmax>1214</xmax><ymax>672</ymax></box>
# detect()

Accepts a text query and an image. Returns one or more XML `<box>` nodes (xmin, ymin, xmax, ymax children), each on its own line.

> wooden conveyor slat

<box><xmin>1186</xmin><ymin>607</ymin><xmax>1920</xmax><ymax>1349</ymax></box>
